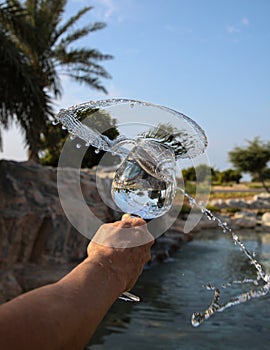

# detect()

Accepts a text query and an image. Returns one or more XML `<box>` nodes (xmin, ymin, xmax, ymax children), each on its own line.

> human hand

<box><xmin>86</xmin><ymin>215</ymin><xmax>154</xmax><ymax>292</ymax></box>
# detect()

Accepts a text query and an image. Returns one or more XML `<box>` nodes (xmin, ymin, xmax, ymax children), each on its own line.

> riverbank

<box><xmin>1</xmin><ymin>160</ymin><xmax>270</xmax><ymax>303</ymax></box>
<box><xmin>88</xmin><ymin>230</ymin><xmax>270</xmax><ymax>350</ymax></box>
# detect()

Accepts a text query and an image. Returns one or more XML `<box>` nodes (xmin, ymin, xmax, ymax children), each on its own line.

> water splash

<box><xmin>54</xmin><ymin>99</ymin><xmax>208</xmax><ymax>159</ymax></box>
<box><xmin>111</xmin><ymin>139</ymin><xmax>177</xmax><ymax>219</ymax></box>
<box><xmin>177</xmin><ymin>187</ymin><xmax>270</xmax><ymax>327</ymax></box>
<box><xmin>54</xmin><ymin>99</ymin><xmax>270</xmax><ymax>321</ymax></box>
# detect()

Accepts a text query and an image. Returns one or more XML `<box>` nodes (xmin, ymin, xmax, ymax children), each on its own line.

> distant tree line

<box><xmin>182</xmin><ymin>165</ymin><xmax>242</xmax><ymax>185</ymax></box>
<box><xmin>182</xmin><ymin>137</ymin><xmax>270</xmax><ymax>193</ymax></box>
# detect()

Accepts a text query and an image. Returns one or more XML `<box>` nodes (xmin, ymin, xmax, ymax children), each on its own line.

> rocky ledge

<box><xmin>0</xmin><ymin>160</ymin><xmax>191</xmax><ymax>303</ymax></box>
<box><xmin>207</xmin><ymin>195</ymin><xmax>270</xmax><ymax>229</ymax></box>
<box><xmin>1</xmin><ymin>160</ymin><xmax>269</xmax><ymax>303</ymax></box>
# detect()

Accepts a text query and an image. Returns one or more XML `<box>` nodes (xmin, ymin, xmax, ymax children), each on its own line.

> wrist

<box><xmin>83</xmin><ymin>252</ymin><xmax>127</xmax><ymax>295</ymax></box>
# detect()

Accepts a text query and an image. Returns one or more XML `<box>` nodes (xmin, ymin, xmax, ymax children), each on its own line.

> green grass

<box><xmin>209</xmin><ymin>192</ymin><xmax>255</xmax><ymax>200</ymax></box>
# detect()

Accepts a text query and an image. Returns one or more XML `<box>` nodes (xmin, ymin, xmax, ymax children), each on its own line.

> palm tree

<box><xmin>0</xmin><ymin>0</ymin><xmax>113</xmax><ymax>161</ymax></box>
<box><xmin>0</xmin><ymin>1</ymin><xmax>50</xmax><ymax>153</ymax></box>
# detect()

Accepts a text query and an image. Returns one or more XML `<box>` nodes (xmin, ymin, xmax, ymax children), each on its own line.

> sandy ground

<box><xmin>212</xmin><ymin>183</ymin><xmax>265</xmax><ymax>193</ymax></box>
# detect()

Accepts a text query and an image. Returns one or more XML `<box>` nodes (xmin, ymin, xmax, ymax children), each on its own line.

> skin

<box><xmin>0</xmin><ymin>215</ymin><xmax>154</xmax><ymax>350</ymax></box>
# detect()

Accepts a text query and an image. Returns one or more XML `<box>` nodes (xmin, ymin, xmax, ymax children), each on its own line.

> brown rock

<box><xmin>0</xmin><ymin>270</ymin><xmax>22</xmax><ymax>303</ymax></box>
<box><xmin>0</xmin><ymin>160</ymin><xmax>190</xmax><ymax>301</ymax></box>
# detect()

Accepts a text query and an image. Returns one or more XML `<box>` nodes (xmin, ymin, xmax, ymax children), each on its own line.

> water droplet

<box><xmin>76</xmin><ymin>143</ymin><xmax>81</xmax><ymax>149</ymax></box>
<box><xmin>85</xmin><ymin>142</ymin><xmax>90</xmax><ymax>147</ymax></box>
<box><xmin>205</xmin><ymin>283</ymin><xmax>215</xmax><ymax>290</ymax></box>
<box><xmin>52</xmin><ymin>120</ymin><xmax>59</xmax><ymax>125</ymax></box>
<box><xmin>94</xmin><ymin>149</ymin><xmax>100</xmax><ymax>154</ymax></box>
<box><xmin>62</xmin><ymin>125</ymin><xmax>67</xmax><ymax>130</ymax></box>
<box><xmin>70</xmin><ymin>134</ymin><xmax>75</xmax><ymax>141</ymax></box>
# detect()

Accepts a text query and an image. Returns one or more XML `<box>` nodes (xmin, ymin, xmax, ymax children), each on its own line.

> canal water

<box><xmin>87</xmin><ymin>230</ymin><xmax>270</xmax><ymax>350</ymax></box>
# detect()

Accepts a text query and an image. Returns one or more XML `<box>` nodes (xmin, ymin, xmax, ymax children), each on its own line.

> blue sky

<box><xmin>1</xmin><ymin>0</ymin><xmax>270</xmax><ymax>173</ymax></box>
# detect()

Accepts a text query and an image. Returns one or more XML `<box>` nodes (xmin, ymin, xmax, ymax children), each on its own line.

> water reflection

<box><xmin>87</xmin><ymin>231</ymin><xmax>270</xmax><ymax>350</ymax></box>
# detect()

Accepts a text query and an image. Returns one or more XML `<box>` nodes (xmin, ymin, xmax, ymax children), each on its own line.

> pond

<box><xmin>87</xmin><ymin>230</ymin><xmax>270</xmax><ymax>350</ymax></box>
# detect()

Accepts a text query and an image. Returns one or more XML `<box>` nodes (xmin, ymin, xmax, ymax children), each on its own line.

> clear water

<box><xmin>87</xmin><ymin>231</ymin><xmax>270</xmax><ymax>350</ymax></box>
<box><xmin>111</xmin><ymin>158</ymin><xmax>176</xmax><ymax>219</ymax></box>
<box><xmin>111</xmin><ymin>138</ymin><xmax>176</xmax><ymax>219</ymax></box>
<box><xmin>54</xmin><ymin>99</ymin><xmax>208</xmax><ymax>159</ymax></box>
<box><xmin>177</xmin><ymin>188</ymin><xmax>270</xmax><ymax>326</ymax></box>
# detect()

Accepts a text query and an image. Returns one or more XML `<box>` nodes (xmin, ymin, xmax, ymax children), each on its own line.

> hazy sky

<box><xmin>1</xmin><ymin>0</ymin><xmax>270</xmax><ymax>172</ymax></box>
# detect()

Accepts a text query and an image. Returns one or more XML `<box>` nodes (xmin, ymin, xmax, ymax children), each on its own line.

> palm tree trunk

<box><xmin>28</xmin><ymin>148</ymin><xmax>40</xmax><ymax>163</ymax></box>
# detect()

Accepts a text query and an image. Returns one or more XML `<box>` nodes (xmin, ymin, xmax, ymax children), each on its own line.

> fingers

<box><xmin>92</xmin><ymin>214</ymin><xmax>154</xmax><ymax>248</ymax></box>
<box><xmin>88</xmin><ymin>216</ymin><xmax>155</xmax><ymax>292</ymax></box>
<box><xmin>121</xmin><ymin>213</ymin><xmax>146</xmax><ymax>227</ymax></box>
<box><xmin>121</xmin><ymin>213</ymin><xmax>132</xmax><ymax>221</ymax></box>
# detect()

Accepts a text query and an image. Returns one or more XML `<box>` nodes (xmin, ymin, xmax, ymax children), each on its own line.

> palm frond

<box><xmin>0</xmin><ymin>0</ymin><xmax>113</xmax><ymax>160</ymax></box>
<box><xmin>52</xmin><ymin>5</ymin><xmax>93</xmax><ymax>44</ymax></box>
<box><xmin>57</xmin><ymin>22</ymin><xmax>106</xmax><ymax>47</ymax></box>
<box><xmin>67</xmin><ymin>73</ymin><xmax>108</xmax><ymax>94</ymax></box>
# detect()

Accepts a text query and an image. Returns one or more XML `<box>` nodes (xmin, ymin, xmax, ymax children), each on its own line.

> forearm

<box><xmin>0</xmin><ymin>217</ymin><xmax>153</xmax><ymax>350</ymax></box>
<box><xmin>0</xmin><ymin>258</ymin><xmax>123</xmax><ymax>350</ymax></box>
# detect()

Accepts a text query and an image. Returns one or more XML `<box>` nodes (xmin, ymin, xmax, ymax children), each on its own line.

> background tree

<box><xmin>251</xmin><ymin>168</ymin><xmax>270</xmax><ymax>182</ymax></box>
<box><xmin>0</xmin><ymin>1</ymin><xmax>50</xmax><ymax>152</ymax></box>
<box><xmin>229</xmin><ymin>137</ymin><xmax>270</xmax><ymax>192</ymax></box>
<box><xmin>0</xmin><ymin>0</ymin><xmax>113</xmax><ymax>161</ymax></box>
<box><xmin>182</xmin><ymin>164</ymin><xmax>215</xmax><ymax>182</ymax></box>
<box><xmin>216</xmin><ymin>169</ymin><xmax>242</xmax><ymax>185</ymax></box>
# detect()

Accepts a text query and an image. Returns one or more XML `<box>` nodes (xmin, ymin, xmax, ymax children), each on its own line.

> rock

<box><xmin>0</xmin><ymin>160</ymin><xmax>190</xmax><ymax>302</ymax></box>
<box><xmin>253</xmin><ymin>193</ymin><xmax>270</xmax><ymax>201</ymax></box>
<box><xmin>0</xmin><ymin>160</ymin><xmax>114</xmax><ymax>269</ymax></box>
<box><xmin>262</xmin><ymin>212</ymin><xmax>270</xmax><ymax>226</ymax></box>
<box><xmin>208</xmin><ymin>193</ymin><xmax>270</xmax><ymax>211</ymax></box>
<box><xmin>0</xmin><ymin>270</ymin><xmax>22</xmax><ymax>303</ymax></box>
<box><xmin>225</xmin><ymin>199</ymin><xmax>248</xmax><ymax>208</ymax></box>
<box><xmin>233</xmin><ymin>211</ymin><xmax>257</xmax><ymax>228</ymax></box>
<box><xmin>208</xmin><ymin>199</ymin><xmax>227</xmax><ymax>209</ymax></box>
<box><xmin>0</xmin><ymin>160</ymin><xmax>116</xmax><ymax>301</ymax></box>
<box><xmin>248</xmin><ymin>193</ymin><xmax>270</xmax><ymax>209</ymax></box>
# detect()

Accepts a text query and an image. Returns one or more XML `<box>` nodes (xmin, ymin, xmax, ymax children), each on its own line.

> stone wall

<box><xmin>208</xmin><ymin>195</ymin><xmax>270</xmax><ymax>229</ymax></box>
<box><xmin>0</xmin><ymin>160</ymin><xmax>114</xmax><ymax>302</ymax></box>
<box><xmin>0</xmin><ymin>160</ymin><xmax>190</xmax><ymax>302</ymax></box>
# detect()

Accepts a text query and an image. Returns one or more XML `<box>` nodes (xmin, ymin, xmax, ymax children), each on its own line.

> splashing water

<box><xmin>111</xmin><ymin>139</ymin><xmax>177</xmax><ymax>219</ymax></box>
<box><xmin>54</xmin><ymin>99</ymin><xmax>270</xmax><ymax>325</ymax></box>
<box><xmin>177</xmin><ymin>187</ymin><xmax>270</xmax><ymax>327</ymax></box>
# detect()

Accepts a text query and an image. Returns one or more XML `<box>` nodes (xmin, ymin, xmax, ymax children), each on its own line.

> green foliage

<box><xmin>251</xmin><ymin>168</ymin><xmax>270</xmax><ymax>182</ymax></box>
<box><xmin>210</xmin><ymin>191</ymin><xmax>254</xmax><ymax>200</ymax></box>
<box><xmin>229</xmin><ymin>137</ymin><xmax>270</xmax><ymax>192</ymax></box>
<box><xmin>181</xmin><ymin>164</ymin><xmax>214</xmax><ymax>182</ymax></box>
<box><xmin>216</xmin><ymin>169</ymin><xmax>242</xmax><ymax>184</ymax></box>
<box><xmin>224</xmin><ymin>207</ymin><xmax>241</xmax><ymax>214</ymax></box>
<box><xmin>182</xmin><ymin>181</ymin><xmax>197</xmax><ymax>195</ymax></box>
<box><xmin>0</xmin><ymin>1</ymin><xmax>50</xmax><ymax>151</ymax></box>
<box><xmin>179</xmin><ymin>204</ymin><xmax>191</xmax><ymax>215</ymax></box>
<box><xmin>205</xmin><ymin>204</ymin><xmax>221</xmax><ymax>213</ymax></box>
<box><xmin>0</xmin><ymin>0</ymin><xmax>113</xmax><ymax>161</ymax></box>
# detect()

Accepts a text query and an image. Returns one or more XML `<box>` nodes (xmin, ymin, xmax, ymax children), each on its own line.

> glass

<box><xmin>55</xmin><ymin>99</ymin><xmax>208</xmax><ymax>302</ymax></box>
